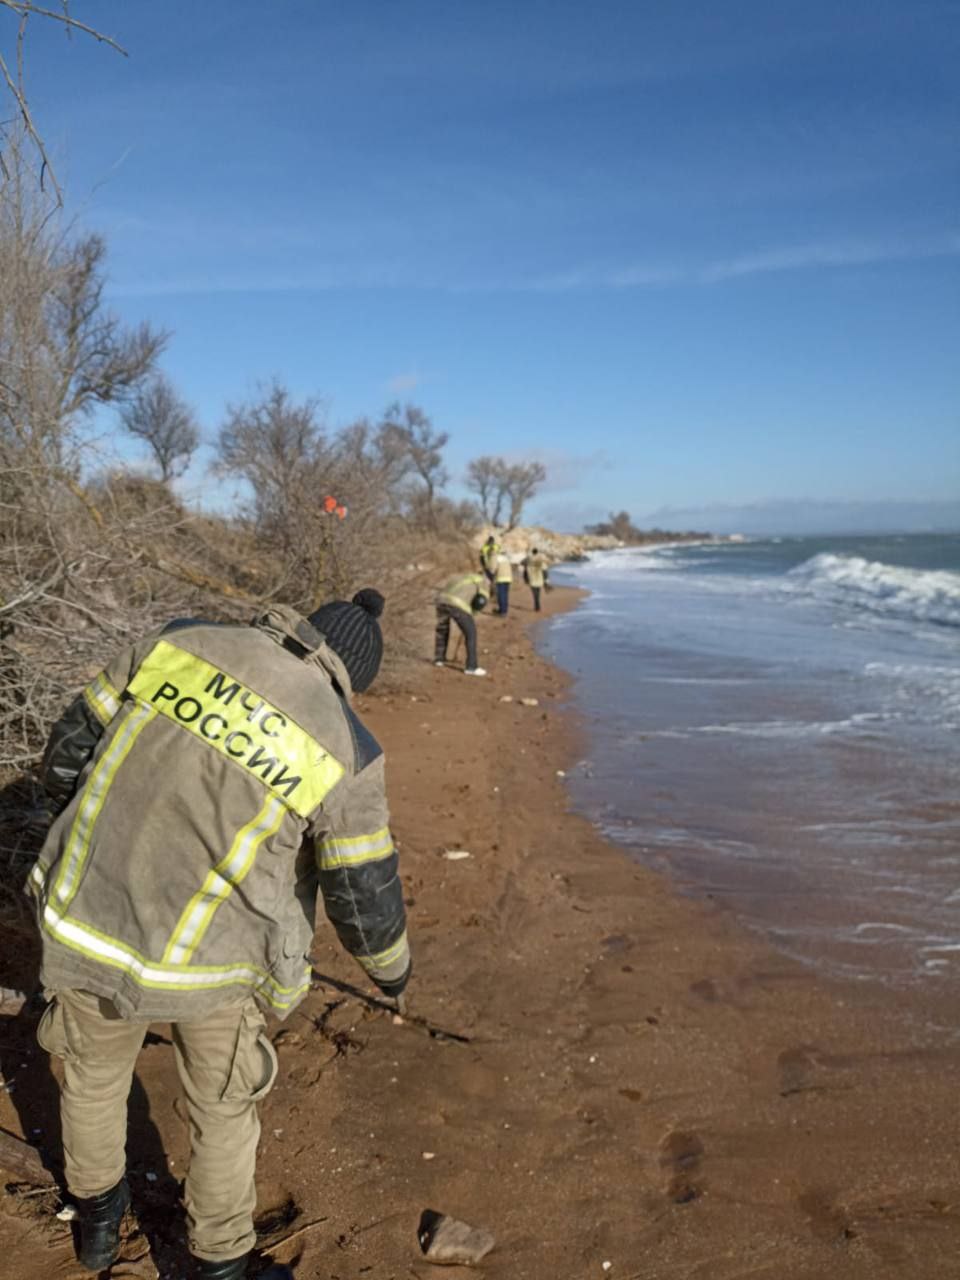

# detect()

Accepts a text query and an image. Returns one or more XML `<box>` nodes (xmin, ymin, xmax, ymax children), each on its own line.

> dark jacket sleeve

<box><xmin>40</xmin><ymin>645</ymin><xmax>138</xmax><ymax>812</ymax></box>
<box><xmin>313</xmin><ymin>754</ymin><xmax>410</xmax><ymax>992</ymax></box>
<box><xmin>41</xmin><ymin>696</ymin><xmax>106</xmax><ymax>812</ymax></box>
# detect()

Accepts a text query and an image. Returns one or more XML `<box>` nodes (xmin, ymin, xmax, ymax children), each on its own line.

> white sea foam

<box><xmin>863</xmin><ymin>660</ymin><xmax>960</xmax><ymax>724</ymax></box>
<box><xmin>784</xmin><ymin>553</ymin><xmax>960</xmax><ymax>628</ymax></box>
<box><xmin>576</xmin><ymin>545</ymin><xmax>680</xmax><ymax>577</ymax></box>
<box><xmin>648</xmin><ymin>712</ymin><xmax>892</xmax><ymax>741</ymax></box>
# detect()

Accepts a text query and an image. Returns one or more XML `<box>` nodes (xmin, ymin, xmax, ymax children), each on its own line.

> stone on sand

<box><xmin>418</xmin><ymin>1209</ymin><xmax>496</xmax><ymax>1266</ymax></box>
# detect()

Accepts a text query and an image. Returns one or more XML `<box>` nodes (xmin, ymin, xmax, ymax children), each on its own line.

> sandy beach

<box><xmin>0</xmin><ymin>583</ymin><xmax>958</xmax><ymax>1279</ymax></box>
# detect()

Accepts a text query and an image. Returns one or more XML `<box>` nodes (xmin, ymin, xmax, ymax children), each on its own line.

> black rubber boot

<box><xmin>194</xmin><ymin>1255</ymin><xmax>250</xmax><ymax>1279</ymax></box>
<box><xmin>75</xmin><ymin>1176</ymin><xmax>130</xmax><ymax>1271</ymax></box>
<box><xmin>194</xmin><ymin>1252</ymin><xmax>296</xmax><ymax>1278</ymax></box>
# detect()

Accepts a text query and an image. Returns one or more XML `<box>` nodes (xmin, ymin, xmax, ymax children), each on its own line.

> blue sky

<box><xmin>17</xmin><ymin>0</ymin><xmax>960</xmax><ymax>532</ymax></box>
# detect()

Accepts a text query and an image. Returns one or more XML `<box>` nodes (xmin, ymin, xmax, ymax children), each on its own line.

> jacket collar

<box><xmin>250</xmin><ymin>605</ymin><xmax>354</xmax><ymax>700</ymax></box>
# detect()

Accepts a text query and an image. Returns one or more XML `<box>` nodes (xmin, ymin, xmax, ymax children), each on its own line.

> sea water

<box><xmin>540</xmin><ymin>534</ymin><xmax>960</xmax><ymax>985</ymax></box>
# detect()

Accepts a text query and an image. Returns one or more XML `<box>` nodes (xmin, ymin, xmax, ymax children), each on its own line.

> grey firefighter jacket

<box><xmin>28</xmin><ymin>606</ymin><xmax>410</xmax><ymax>1021</ymax></box>
<box><xmin>523</xmin><ymin>553</ymin><xmax>548</xmax><ymax>588</ymax></box>
<box><xmin>436</xmin><ymin>572</ymin><xmax>488</xmax><ymax>614</ymax></box>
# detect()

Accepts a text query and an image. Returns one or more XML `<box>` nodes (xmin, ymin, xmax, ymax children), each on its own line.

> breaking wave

<box><xmin>785</xmin><ymin>554</ymin><xmax>960</xmax><ymax>628</ymax></box>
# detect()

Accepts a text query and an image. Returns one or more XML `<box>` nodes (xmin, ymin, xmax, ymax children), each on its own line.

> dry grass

<box><xmin>0</xmin><ymin>468</ymin><xmax>478</xmax><ymax>943</ymax></box>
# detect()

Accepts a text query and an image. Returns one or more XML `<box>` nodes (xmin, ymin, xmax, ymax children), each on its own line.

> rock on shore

<box><xmin>475</xmin><ymin>523</ymin><xmax>620</xmax><ymax>562</ymax></box>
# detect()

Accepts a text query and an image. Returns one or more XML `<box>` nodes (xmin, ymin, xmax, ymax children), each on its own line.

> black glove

<box><xmin>375</xmin><ymin>960</ymin><xmax>411</xmax><ymax>999</ymax></box>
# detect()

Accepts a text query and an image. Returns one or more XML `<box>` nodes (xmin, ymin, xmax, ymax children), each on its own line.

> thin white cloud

<box><xmin>525</xmin><ymin>232</ymin><xmax>960</xmax><ymax>293</ymax></box>
<box><xmin>701</xmin><ymin>232</ymin><xmax>960</xmax><ymax>283</ymax></box>
<box><xmin>528</xmin><ymin>264</ymin><xmax>681</xmax><ymax>292</ymax></box>
<box><xmin>105</xmin><ymin>268</ymin><xmax>404</xmax><ymax>299</ymax></box>
<box><xmin>104</xmin><ymin>232</ymin><xmax>960</xmax><ymax>300</ymax></box>
<box><xmin>386</xmin><ymin>371</ymin><xmax>422</xmax><ymax>394</ymax></box>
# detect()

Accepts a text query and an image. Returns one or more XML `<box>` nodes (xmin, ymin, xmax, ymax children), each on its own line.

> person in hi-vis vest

<box><xmin>30</xmin><ymin>592</ymin><xmax>408</xmax><ymax>1280</ymax></box>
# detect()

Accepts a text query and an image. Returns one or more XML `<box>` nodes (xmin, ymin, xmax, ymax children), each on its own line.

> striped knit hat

<box><xmin>308</xmin><ymin>588</ymin><xmax>385</xmax><ymax>693</ymax></box>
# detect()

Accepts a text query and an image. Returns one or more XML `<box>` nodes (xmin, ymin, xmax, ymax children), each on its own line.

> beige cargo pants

<box><xmin>37</xmin><ymin>989</ymin><xmax>278</xmax><ymax>1262</ymax></box>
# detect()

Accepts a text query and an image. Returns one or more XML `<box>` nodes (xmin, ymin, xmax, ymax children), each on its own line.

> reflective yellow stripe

<box><xmin>83</xmin><ymin>672</ymin><xmax>121</xmax><ymax>726</ymax></box>
<box><xmin>127</xmin><ymin>640</ymin><xmax>344</xmax><ymax>818</ymax></box>
<box><xmin>355</xmin><ymin>929</ymin><xmax>409</xmax><ymax>974</ymax></box>
<box><xmin>163</xmin><ymin>796</ymin><xmax>286</xmax><ymax>964</ymax></box>
<box><xmin>318</xmin><ymin>825</ymin><xmax>393</xmax><ymax>869</ymax></box>
<box><xmin>41</xmin><ymin>907</ymin><xmax>310</xmax><ymax>1009</ymax></box>
<box><xmin>54</xmin><ymin>703</ymin><xmax>156</xmax><ymax>908</ymax></box>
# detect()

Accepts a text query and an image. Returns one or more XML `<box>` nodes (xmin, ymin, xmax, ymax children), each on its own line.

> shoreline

<box><xmin>543</xmin><ymin>550</ymin><xmax>960</xmax><ymax>998</ymax></box>
<box><xmin>0</xmin><ymin>584</ymin><xmax>957</xmax><ymax>1277</ymax></box>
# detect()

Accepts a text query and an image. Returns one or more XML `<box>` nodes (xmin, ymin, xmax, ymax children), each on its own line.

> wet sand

<box><xmin>0</xmin><ymin>584</ymin><xmax>958</xmax><ymax>1278</ymax></box>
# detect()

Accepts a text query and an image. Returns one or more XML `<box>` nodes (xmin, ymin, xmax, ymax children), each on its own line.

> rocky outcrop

<box><xmin>474</xmin><ymin>524</ymin><xmax>620</xmax><ymax>563</ymax></box>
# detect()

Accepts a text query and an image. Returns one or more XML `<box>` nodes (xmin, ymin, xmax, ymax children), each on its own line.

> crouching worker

<box><xmin>28</xmin><ymin>590</ymin><xmax>410</xmax><ymax>1280</ymax></box>
<box><xmin>434</xmin><ymin>571</ymin><xmax>488</xmax><ymax>676</ymax></box>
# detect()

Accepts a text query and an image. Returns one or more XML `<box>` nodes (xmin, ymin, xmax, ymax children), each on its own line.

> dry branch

<box><xmin>0</xmin><ymin>1</ymin><xmax>127</xmax><ymax>202</ymax></box>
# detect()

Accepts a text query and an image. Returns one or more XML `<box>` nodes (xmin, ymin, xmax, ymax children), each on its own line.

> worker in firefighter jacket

<box><xmin>522</xmin><ymin>548</ymin><xmax>549</xmax><ymax>612</ymax></box>
<box><xmin>493</xmin><ymin>550</ymin><xmax>515</xmax><ymax>617</ymax></box>
<box><xmin>478</xmin><ymin>534</ymin><xmax>500</xmax><ymax>586</ymax></box>
<box><xmin>28</xmin><ymin>590</ymin><xmax>409</xmax><ymax>1280</ymax></box>
<box><xmin>434</xmin><ymin>571</ymin><xmax>488</xmax><ymax>676</ymax></box>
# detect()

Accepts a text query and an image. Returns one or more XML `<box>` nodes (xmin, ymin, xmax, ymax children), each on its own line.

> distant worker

<box><xmin>522</xmin><ymin>547</ymin><xmax>549</xmax><ymax>612</ymax></box>
<box><xmin>29</xmin><ymin>592</ymin><xmax>408</xmax><ymax>1280</ymax></box>
<box><xmin>494</xmin><ymin>549</ymin><xmax>514</xmax><ymax>616</ymax></box>
<box><xmin>435</xmin><ymin>571</ymin><xmax>488</xmax><ymax>676</ymax></box>
<box><xmin>479</xmin><ymin>533</ymin><xmax>500</xmax><ymax>587</ymax></box>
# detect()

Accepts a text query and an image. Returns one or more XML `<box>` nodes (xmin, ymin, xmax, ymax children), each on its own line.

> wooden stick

<box><xmin>268</xmin><ymin>1216</ymin><xmax>328</xmax><ymax>1250</ymax></box>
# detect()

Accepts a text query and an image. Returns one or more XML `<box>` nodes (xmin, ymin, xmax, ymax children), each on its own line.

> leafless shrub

<box><xmin>0</xmin><ymin>134</ymin><xmax>166</xmax><ymax>489</ymax></box>
<box><xmin>121</xmin><ymin>373</ymin><xmax>199</xmax><ymax>481</ymax></box>
<box><xmin>215</xmin><ymin>382</ymin><xmax>453</xmax><ymax>611</ymax></box>
<box><xmin>377</xmin><ymin>402</ymin><xmax>449</xmax><ymax>531</ymax></box>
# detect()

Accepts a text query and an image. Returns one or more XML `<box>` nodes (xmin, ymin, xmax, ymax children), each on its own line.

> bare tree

<box><xmin>339</xmin><ymin>417</ymin><xmax>413</xmax><ymax>515</ymax></box>
<box><xmin>585</xmin><ymin>511</ymin><xmax>638</xmax><ymax>541</ymax></box>
<box><xmin>121</xmin><ymin>374</ymin><xmax>199</xmax><ymax>483</ymax></box>
<box><xmin>0</xmin><ymin>1</ymin><xmax>126</xmax><ymax>203</ymax></box>
<box><xmin>0</xmin><ymin>129</ymin><xmax>165</xmax><ymax>482</ymax></box>
<box><xmin>216</xmin><ymin>382</ymin><xmax>399</xmax><ymax>606</ymax></box>
<box><xmin>216</xmin><ymin>382</ymin><xmax>324</xmax><ymax>542</ymax></box>
<box><xmin>502</xmin><ymin>460</ymin><xmax>546</xmax><ymax>529</ymax></box>
<box><xmin>465</xmin><ymin>455</ymin><xmax>547</xmax><ymax>529</ymax></box>
<box><xmin>378</xmin><ymin>402</ymin><xmax>448</xmax><ymax>530</ymax></box>
<box><xmin>465</xmin><ymin>455</ymin><xmax>502</xmax><ymax>522</ymax></box>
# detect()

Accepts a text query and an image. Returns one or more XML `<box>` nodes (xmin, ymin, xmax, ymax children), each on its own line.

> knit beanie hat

<box><xmin>308</xmin><ymin>588</ymin><xmax>385</xmax><ymax>693</ymax></box>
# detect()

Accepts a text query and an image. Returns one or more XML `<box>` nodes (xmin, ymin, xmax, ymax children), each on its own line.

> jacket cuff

<box><xmin>356</xmin><ymin>929</ymin><xmax>410</xmax><ymax>989</ymax></box>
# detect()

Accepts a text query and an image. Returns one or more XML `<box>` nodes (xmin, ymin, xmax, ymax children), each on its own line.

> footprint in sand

<box><xmin>777</xmin><ymin>1044</ymin><xmax>833</xmax><ymax>1096</ymax></box>
<box><xmin>658</xmin><ymin>1130</ymin><xmax>704</xmax><ymax>1204</ymax></box>
<box><xmin>688</xmin><ymin>977</ymin><xmax>719</xmax><ymax>1003</ymax></box>
<box><xmin>798</xmin><ymin>1187</ymin><xmax>857</xmax><ymax>1243</ymax></box>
